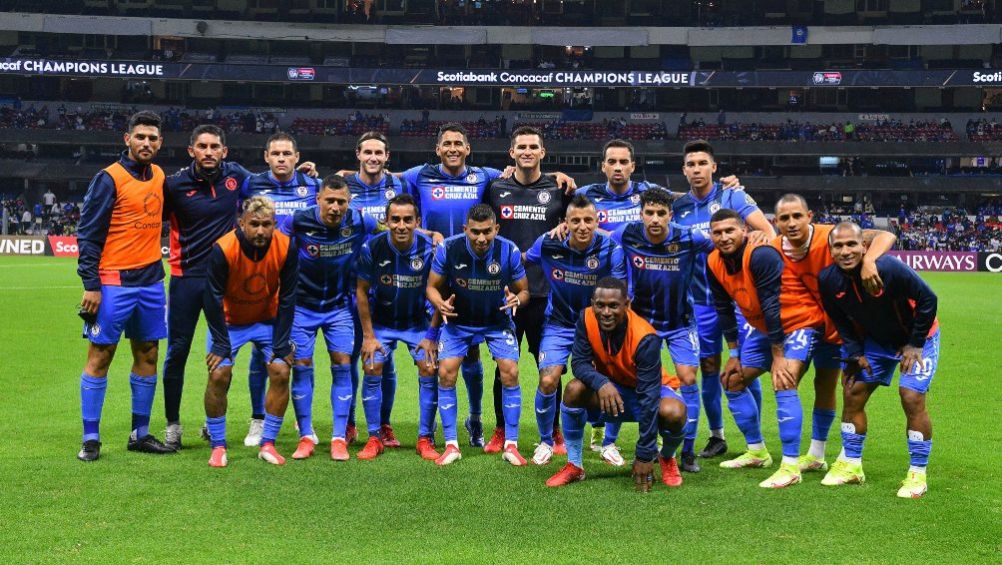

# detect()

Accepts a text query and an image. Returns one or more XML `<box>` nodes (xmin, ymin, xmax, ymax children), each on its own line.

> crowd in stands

<box><xmin>2</xmin><ymin>190</ymin><xmax>80</xmax><ymax>236</ymax></box>
<box><xmin>289</xmin><ymin>112</ymin><xmax>390</xmax><ymax>137</ymax></box>
<box><xmin>966</xmin><ymin>118</ymin><xmax>1002</xmax><ymax>141</ymax></box>
<box><xmin>893</xmin><ymin>204</ymin><xmax>1002</xmax><ymax>252</ymax></box>
<box><xmin>0</xmin><ymin>104</ymin><xmax>282</xmax><ymax>136</ymax></box>
<box><xmin>513</xmin><ymin>119</ymin><xmax>668</xmax><ymax>141</ymax></box>
<box><xmin>678</xmin><ymin>117</ymin><xmax>959</xmax><ymax>142</ymax></box>
<box><xmin>400</xmin><ymin>115</ymin><xmax>508</xmax><ymax>139</ymax></box>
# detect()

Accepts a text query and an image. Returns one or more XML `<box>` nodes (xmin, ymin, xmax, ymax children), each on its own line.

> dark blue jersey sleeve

<box><xmin>883</xmin><ymin>258</ymin><xmax>939</xmax><ymax>348</ymax></box>
<box><xmin>272</xmin><ymin>242</ymin><xmax>298</xmax><ymax>359</ymax></box>
<box><xmin>525</xmin><ymin>234</ymin><xmax>545</xmax><ymax>265</ymax></box>
<box><xmin>356</xmin><ymin>242</ymin><xmax>375</xmax><ymax>283</ymax></box>
<box><xmin>818</xmin><ymin>270</ymin><xmax>864</xmax><ymax>359</ymax></box>
<box><xmin>749</xmin><ymin>245</ymin><xmax>785</xmax><ymax>345</ymax></box>
<box><xmin>76</xmin><ymin>170</ymin><xmax>116</xmax><ymax>291</ymax></box>
<box><xmin>204</xmin><ymin>244</ymin><xmax>231</xmax><ymax>357</ymax></box>
<box><xmin>610</xmin><ymin>244</ymin><xmax>627</xmax><ymax>280</ymax></box>
<box><xmin>508</xmin><ymin>242</ymin><xmax>527</xmax><ymax>282</ymax></box>
<box><xmin>633</xmin><ymin>333</ymin><xmax>663</xmax><ymax>463</ymax></box>
<box><xmin>431</xmin><ymin>242</ymin><xmax>448</xmax><ymax>276</ymax></box>
<box><xmin>570</xmin><ymin>314</ymin><xmax>611</xmax><ymax>391</ymax></box>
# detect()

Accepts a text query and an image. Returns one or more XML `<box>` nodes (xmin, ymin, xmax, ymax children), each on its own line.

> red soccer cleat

<box><xmin>330</xmin><ymin>438</ymin><xmax>350</xmax><ymax>461</ymax></box>
<box><xmin>502</xmin><ymin>442</ymin><xmax>527</xmax><ymax>466</ymax></box>
<box><xmin>552</xmin><ymin>428</ymin><xmax>567</xmax><ymax>456</ymax></box>
<box><xmin>208</xmin><ymin>446</ymin><xmax>228</xmax><ymax>468</ymax></box>
<box><xmin>546</xmin><ymin>463</ymin><xmax>586</xmax><ymax>487</ymax></box>
<box><xmin>416</xmin><ymin>437</ymin><xmax>440</xmax><ymax>461</ymax></box>
<box><xmin>357</xmin><ymin>437</ymin><xmax>385</xmax><ymax>461</ymax></box>
<box><xmin>292</xmin><ymin>436</ymin><xmax>315</xmax><ymax>460</ymax></box>
<box><xmin>346</xmin><ymin>425</ymin><xmax>358</xmax><ymax>445</ymax></box>
<box><xmin>660</xmin><ymin>456</ymin><xmax>683</xmax><ymax>487</ymax></box>
<box><xmin>380</xmin><ymin>425</ymin><xmax>401</xmax><ymax>448</ymax></box>
<box><xmin>435</xmin><ymin>444</ymin><xmax>462</xmax><ymax>466</ymax></box>
<box><xmin>258</xmin><ymin>442</ymin><xmax>286</xmax><ymax>465</ymax></box>
<box><xmin>483</xmin><ymin>427</ymin><xmax>505</xmax><ymax>454</ymax></box>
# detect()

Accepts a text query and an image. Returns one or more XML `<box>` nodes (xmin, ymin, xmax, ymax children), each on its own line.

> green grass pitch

<box><xmin>0</xmin><ymin>256</ymin><xmax>999</xmax><ymax>563</ymax></box>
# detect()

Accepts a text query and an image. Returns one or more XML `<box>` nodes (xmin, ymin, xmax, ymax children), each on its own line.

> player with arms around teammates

<box><xmin>76</xmin><ymin>110</ymin><xmax>174</xmax><ymax>461</ymax></box>
<box><xmin>203</xmin><ymin>196</ymin><xmax>298</xmax><ymax>467</ymax></box>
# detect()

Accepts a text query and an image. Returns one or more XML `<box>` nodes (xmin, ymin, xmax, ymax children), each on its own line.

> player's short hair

<box><xmin>321</xmin><ymin>174</ymin><xmax>349</xmax><ymax>191</ymax></box>
<box><xmin>265</xmin><ymin>132</ymin><xmax>297</xmax><ymax>153</ymax></box>
<box><xmin>190</xmin><ymin>124</ymin><xmax>225</xmax><ymax>147</ymax></box>
<box><xmin>775</xmin><ymin>193</ymin><xmax>810</xmax><ymax>214</ymax></box>
<box><xmin>127</xmin><ymin>111</ymin><xmax>162</xmax><ymax>134</ymax></box>
<box><xmin>602</xmin><ymin>139</ymin><xmax>634</xmax><ymax>161</ymax></box>
<box><xmin>510</xmin><ymin>125</ymin><xmax>544</xmax><ymax>146</ymax></box>
<box><xmin>639</xmin><ymin>187</ymin><xmax>675</xmax><ymax>210</ymax></box>
<box><xmin>594</xmin><ymin>276</ymin><xmax>628</xmax><ymax>299</ymax></box>
<box><xmin>385</xmin><ymin>193</ymin><xmax>419</xmax><ymax>220</ymax></box>
<box><xmin>709</xmin><ymin>208</ymin><xmax>744</xmax><ymax>226</ymax></box>
<box><xmin>466</xmin><ymin>203</ymin><xmax>496</xmax><ymax>223</ymax></box>
<box><xmin>356</xmin><ymin>131</ymin><xmax>389</xmax><ymax>152</ymax></box>
<box><xmin>242</xmin><ymin>195</ymin><xmax>275</xmax><ymax>218</ymax></box>
<box><xmin>437</xmin><ymin>122</ymin><xmax>469</xmax><ymax>145</ymax></box>
<box><xmin>683</xmin><ymin>139</ymin><xmax>715</xmax><ymax>161</ymax></box>
<box><xmin>566</xmin><ymin>194</ymin><xmax>595</xmax><ymax>213</ymax></box>
<box><xmin>829</xmin><ymin>221</ymin><xmax>863</xmax><ymax>245</ymax></box>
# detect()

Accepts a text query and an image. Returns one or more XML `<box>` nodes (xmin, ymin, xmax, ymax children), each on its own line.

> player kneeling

<box><xmin>203</xmin><ymin>196</ymin><xmax>298</xmax><ymax>467</ymax></box>
<box><xmin>547</xmin><ymin>278</ymin><xmax>687</xmax><ymax>491</ymax></box>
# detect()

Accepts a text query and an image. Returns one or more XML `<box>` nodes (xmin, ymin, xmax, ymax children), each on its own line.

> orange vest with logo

<box><xmin>98</xmin><ymin>162</ymin><xmax>165</xmax><ymax>282</ymax></box>
<box><xmin>216</xmin><ymin>230</ymin><xmax>291</xmax><ymax>326</ymax></box>
<box><xmin>772</xmin><ymin>224</ymin><xmax>841</xmax><ymax>343</ymax></box>
<box><xmin>583</xmin><ymin>307</ymin><xmax>679</xmax><ymax>389</ymax></box>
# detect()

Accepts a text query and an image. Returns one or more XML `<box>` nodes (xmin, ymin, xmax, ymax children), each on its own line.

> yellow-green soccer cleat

<box><xmin>759</xmin><ymin>462</ymin><xmax>803</xmax><ymax>489</ymax></box>
<box><xmin>820</xmin><ymin>460</ymin><xmax>866</xmax><ymax>486</ymax></box>
<box><xmin>719</xmin><ymin>448</ymin><xmax>773</xmax><ymax>469</ymax></box>
<box><xmin>896</xmin><ymin>471</ymin><xmax>928</xmax><ymax>499</ymax></box>
<box><xmin>589</xmin><ymin>426</ymin><xmax>605</xmax><ymax>452</ymax></box>
<box><xmin>798</xmin><ymin>454</ymin><xmax>829</xmax><ymax>472</ymax></box>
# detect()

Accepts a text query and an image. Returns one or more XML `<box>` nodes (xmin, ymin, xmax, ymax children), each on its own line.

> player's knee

<box><xmin>497</xmin><ymin>361</ymin><xmax>519</xmax><ymax>386</ymax></box>
<box><xmin>658</xmin><ymin>397</ymin><xmax>687</xmax><ymax>429</ymax></box>
<box><xmin>329</xmin><ymin>352</ymin><xmax>351</xmax><ymax>365</ymax></box>
<box><xmin>899</xmin><ymin>387</ymin><xmax>925</xmax><ymax>414</ymax></box>
<box><xmin>700</xmin><ymin>355</ymin><xmax>720</xmax><ymax>374</ymax></box>
<box><xmin>562</xmin><ymin>379</ymin><xmax>589</xmax><ymax>406</ymax></box>
<box><xmin>677</xmin><ymin>365</ymin><xmax>698</xmax><ymax>385</ymax></box>
<box><xmin>294</xmin><ymin>358</ymin><xmax>313</xmax><ymax>367</ymax></box>
<box><xmin>208</xmin><ymin>369</ymin><xmax>232</xmax><ymax>389</ymax></box>
<box><xmin>538</xmin><ymin>369</ymin><xmax>562</xmax><ymax>394</ymax></box>
<box><xmin>363</xmin><ymin>363</ymin><xmax>384</xmax><ymax>377</ymax></box>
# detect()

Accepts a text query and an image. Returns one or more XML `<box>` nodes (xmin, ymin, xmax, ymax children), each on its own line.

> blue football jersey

<box><xmin>612</xmin><ymin>221</ymin><xmax>714</xmax><ymax>332</ymax></box>
<box><xmin>672</xmin><ymin>183</ymin><xmax>761</xmax><ymax>306</ymax></box>
<box><xmin>524</xmin><ymin>232</ymin><xmax>626</xmax><ymax>328</ymax></box>
<box><xmin>242</xmin><ymin>171</ymin><xmax>321</xmax><ymax>222</ymax></box>
<box><xmin>401</xmin><ymin>164</ymin><xmax>501</xmax><ymax>237</ymax></box>
<box><xmin>356</xmin><ymin>231</ymin><xmax>435</xmax><ymax>330</ymax></box>
<box><xmin>574</xmin><ymin>180</ymin><xmax>659</xmax><ymax>231</ymax></box>
<box><xmin>346</xmin><ymin>172</ymin><xmax>403</xmax><ymax>223</ymax></box>
<box><xmin>280</xmin><ymin>207</ymin><xmax>378</xmax><ymax>311</ymax></box>
<box><xmin>431</xmin><ymin>234</ymin><xmax>526</xmax><ymax>327</ymax></box>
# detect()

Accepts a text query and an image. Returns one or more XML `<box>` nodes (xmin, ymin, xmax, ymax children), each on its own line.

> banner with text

<box><xmin>887</xmin><ymin>251</ymin><xmax>978</xmax><ymax>272</ymax></box>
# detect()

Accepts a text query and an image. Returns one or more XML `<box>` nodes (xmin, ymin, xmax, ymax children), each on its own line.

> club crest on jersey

<box><xmin>632</xmin><ymin>255</ymin><xmax>646</xmax><ymax>269</ymax></box>
<box><xmin>500</xmin><ymin>205</ymin><xmax>514</xmax><ymax>220</ymax></box>
<box><xmin>225</xmin><ymin>177</ymin><xmax>238</xmax><ymax>191</ymax></box>
<box><xmin>537</xmin><ymin>191</ymin><xmax>551</xmax><ymax>204</ymax></box>
<box><xmin>709</xmin><ymin>203</ymin><xmax>721</xmax><ymax>214</ymax></box>
<box><xmin>538</xmin><ymin>351</ymin><xmax>546</xmax><ymax>362</ymax></box>
<box><xmin>410</xmin><ymin>257</ymin><xmax>425</xmax><ymax>271</ymax></box>
<box><xmin>630</xmin><ymin>194</ymin><xmax>641</xmax><ymax>204</ymax></box>
<box><xmin>586</xmin><ymin>256</ymin><xmax>599</xmax><ymax>270</ymax></box>
<box><xmin>384</xmin><ymin>189</ymin><xmax>396</xmax><ymax>200</ymax></box>
<box><xmin>551</xmin><ymin>268</ymin><xmax>564</xmax><ymax>281</ymax></box>
<box><xmin>89</xmin><ymin>323</ymin><xmax>101</xmax><ymax>337</ymax></box>
<box><xmin>380</xmin><ymin>274</ymin><xmax>393</xmax><ymax>285</ymax></box>
<box><xmin>466</xmin><ymin>173</ymin><xmax>478</xmax><ymax>184</ymax></box>
<box><xmin>341</xmin><ymin>227</ymin><xmax>353</xmax><ymax>237</ymax></box>
<box><xmin>487</xmin><ymin>262</ymin><xmax>501</xmax><ymax>275</ymax></box>
<box><xmin>597</xmin><ymin>210</ymin><xmax>609</xmax><ymax>223</ymax></box>
<box><xmin>306</xmin><ymin>244</ymin><xmax>320</xmax><ymax>257</ymax></box>
<box><xmin>431</xmin><ymin>186</ymin><xmax>446</xmax><ymax>200</ymax></box>
<box><xmin>666</xmin><ymin>243</ymin><xmax>679</xmax><ymax>253</ymax></box>
<box><xmin>296</xmin><ymin>185</ymin><xmax>309</xmax><ymax>197</ymax></box>
<box><xmin>456</xmin><ymin>278</ymin><xmax>468</xmax><ymax>288</ymax></box>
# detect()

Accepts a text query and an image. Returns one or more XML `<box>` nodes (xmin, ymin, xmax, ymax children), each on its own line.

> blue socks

<box><xmin>248</xmin><ymin>347</ymin><xmax>268</xmax><ymax>419</ymax></box>
<box><xmin>438</xmin><ymin>386</ymin><xmax>459</xmax><ymax>443</ymax></box>
<box><xmin>907</xmin><ymin>430</ymin><xmax>932</xmax><ymax>468</ymax></box>
<box><xmin>291</xmin><ymin>365</ymin><xmax>314</xmax><ymax>438</ymax></box>
<box><xmin>701</xmin><ymin>370</ymin><xmax>724</xmax><ymax>432</ymax></box>
<box><xmin>660</xmin><ymin>427</ymin><xmax>685</xmax><ymax>460</ymax></box>
<box><xmin>775</xmin><ymin>389</ymin><xmax>803</xmax><ymax>458</ymax></box>
<box><xmin>561</xmin><ymin>403</ymin><xmax>587</xmax><ymax>467</ymax></box>
<box><xmin>812</xmin><ymin>408</ymin><xmax>836</xmax><ymax>441</ymax></box>
<box><xmin>129</xmin><ymin>373</ymin><xmax>157</xmax><ymax>438</ymax></box>
<box><xmin>418</xmin><ymin>377</ymin><xmax>438</xmax><ymax>438</ymax></box>
<box><xmin>380</xmin><ymin>356</ymin><xmax>397</xmax><ymax>426</ymax></box>
<box><xmin>748</xmin><ymin>378</ymin><xmax>763</xmax><ymax>419</ymax></box>
<box><xmin>80</xmin><ymin>373</ymin><xmax>107</xmax><ymax>442</ymax></box>
<box><xmin>330</xmin><ymin>364</ymin><xmax>352</xmax><ymax>439</ymax></box>
<box><xmin>348</xmin><ymin>357</ymin><xmax>360</xmax><ymax>427</ymax></box>
<box><xmin>726</xmin><ymin>389</ymin><xmax>763</xmax><ymax>445</ymax></box>
<box><xmin>501</xmin><ymin>385</ymin><xmax>521</xmax><ymax>442</ymax></box>
<box><xmin>362</xmin><ymin>375</ymin><xmax>383</xmax><ymax>436</ymax></box>
<box><xmin>535</xmin><ymin>389</ymin><xmax>556</xmax><ymax>446</ymax></box>
<box><xmin>841</xmin><ymin>423</ymin><xmax>866</xmax><ymax>459</ymax></box>
<box><xmin>461</xmin><ymin>361</ymin><xmax>483</xmax><ymax>417</ymax></box>
<box><xmin>603</xmin><ymin>421</ymin><xmax>622</xmax><ymax>447</ymax></box>
<box><xmin>206</xmin><ymin>415</ymin><xmax>227</xmax><ymax>448</ymax></box>
<box><xmin>261</xmin><ymin>413</ymin><xmax>283</xmax><ymax>445</ymax></box>
<box><xmin>680</xmin><ymin>383</ymin><xmax>700</xmax><ymax>454</ymax></box>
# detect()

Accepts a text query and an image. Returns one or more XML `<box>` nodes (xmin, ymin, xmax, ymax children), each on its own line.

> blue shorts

<box><xmin>440</xmin><ymin>322</ymin><xmax>519</xmax><ymax>362</ymax></box>
<box><xmin>812</xmin><ymin>340</ymin><xmax>843</xmax><ymax>371</ymax></box>
<box><xmin>656</xmin><ymin>325</ymin><xmax>700</xmax><ymax>368</ymax></box>
<box><xmin>692</xmin><ymin>303</ymin><xmax>722</xmax><ymax>358</ymax></box>
<box><xmin>292</xmin><ymin>305</ymin><xmax>354</xmax><ymax>360</ymax></box>
<box><xmin>538</xmin><ymin>323</ymin><xmax>576</xmax><ymax>370</ymax></box>
<box><xmin>206</xmin><ymin>322</ymin><xmax>275</xmax><ymax>369</ymax></box>
<box><xmin>588</xmin><ymin>383</ymin><xmax>684</xmax><ymax>424</ymax></box>
<box><xmin>83</xmin><ymin>282</ymin><xmax>167</xmax><ymax>345</ymax></box>
<box><xmin>856</xmin><ymin>330</ymin><xmax>940</xmax><ymax>394</ymax></box>
<box><xmin>373</xmin><ymin>324</ymin><xmax>429</xmax><ymax>364</ymax></box>
<box><xmin>740</xmin><ymin>326</ymin><xmax>819</xmax><ymax>371</ymax></box>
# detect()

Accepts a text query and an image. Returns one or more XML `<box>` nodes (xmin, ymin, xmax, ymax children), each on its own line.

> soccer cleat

<box><xmin>546</xmin><ymin>463</ymin><xmax>586</xmax><ymax>487</ymax></box>
<box><xmin>552</xmin><ymin>428</ymin><xmax>567</xmax><ymax>455</ymax></box>
<box><xmin>600</xmin><ymin>443</ymin><xmax>626</xmax><ymax>467</ymax></box>
<box><xmin>379</xmin><ymin>425</ymin><xmax>401</xmax><ymax>448</ymax></box>
<box><xmin>416</xmin><ymin>437</ymin><xmax>440</xmax><ymax>461</ymax></box>
<box><xmin>502</xmin><ymin>443</ymin><xmax>527</xmax><ymax>466</ymax></box>
<box><xmin>464</xmin><ymin>417</ymin><xmax>485</xmax><ymax>448</ymax></box>
<box><xmin>589</xmin><ymin>426</ymin><xmax>605</xmax><ymax>452</ymax></box>
<box><xmin>127</xmin><ymin>433</ymin><xmax>177</xmax><ymax>454</ymax></box>
<box><xmin>357</xmin><ymin>437</ymin><xmax>385</xmax><ymax>461</ymax></box>
<box><xmin>435</xmin><ymin>444</ymin><xmax>462</xmax><ymax>466</ymax></box>
<box><xmin>258</xmin><ymin>442</ymin><xmax>286</xmax><ymax>465</ymax></box>
<box><xmin>681</xmin><ymin>452</ymin><xmax>701</xmax><ymax>473</ymax></box>
<box><xmin>77</xmin><ymin>440</ymin><xmax>101</xmax><ymax>462</ymax></box>
<box><xmin>821</xmin><ymin>460</ymin><xmax>866</xmax><ymax>486</ymax></box>
<box><xmin>759</xmin><ymin>463</ymin><xmax>803</xmax><ymax>489</ymax></box>
<box><xmin>306</xmin><ymin>433</ymin><xmax>319</xmax><ymax>445</ymax></box>
<box><xmin>798</xmin><ymin>454</ymin><xmax>829</xmax><ymax>472</ymax></box>
<box><xmin>208</xmin><ymin>446</ymin><xmax>228</xmax><ymax>468</ymax></box>
<box><xmin>330</xmin><ymin>439</ymin><xmax>350</xmax><ymax>461</ymax></box>
<box><xmin>532</xmin><ymin>442</ymin><xmax>554</xmax><ymax>466</ymax></box>
<box><xmin>292</xmin><ymin>436</ymin><xmax>316</xmax><ymax>460</ymax></box>
<box><xmin>164</xmin><ymin>423</ymin><xmax>183</xmax><ymax>451</ymax></box>
<box><xmin>244</xmin><ymin>418</ymin><xmax>264</xmax><ymax>447</ymax></box>
<box><xmin>483</xmin><ymin>427</ymin><xmax>505</xmax><ymax>454</ymax></box>
<box><xmin>659</xmin><ymin>456</ymin><xmax>683</xmax><ymax>487</ymax></box>
<box><xmin>720</xmin><ymin>448</ymin><xmax>773</xmax><ymax>469</ymax></box>
<box><xmin>896</xmin><ymin>470</ymin><xmax>928</xmax><ymax>499</ymax></box>
<box><xmin>699</xmin><ymin>436</ymin><xmax>728</xmax><ymax>458</ymax></box>
<box><xmin>345</xmin><ymin>424</ymin><xmax>359</xmax><ymax>446</ymax></box>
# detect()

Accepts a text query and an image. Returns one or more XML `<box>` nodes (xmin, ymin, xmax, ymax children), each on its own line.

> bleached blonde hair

<box><xmin>242</xmin><ymin>195</ymin><xmax>276</xmax><ymax>218</ymax></box>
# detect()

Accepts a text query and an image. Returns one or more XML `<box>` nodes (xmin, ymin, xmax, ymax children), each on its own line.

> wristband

<box><xmin>424</xmin><ymin>327</ymin><xmax>441</xmax><ymax>342</ymax></box>
<box><xmin>728</xmin><ymin>348</ymin><xmax>739</xmax><ymax>358</ymax></box>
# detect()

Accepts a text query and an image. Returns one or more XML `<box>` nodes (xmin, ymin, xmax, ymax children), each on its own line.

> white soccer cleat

<box><xmin>244</xmin><ymin>418</ymin><xmax>264</xmax><ymax>447</ymax></box>
<box><xmin>532</xmin><ymin>442</ymin><xmax>554</xmax><ymax>465</ymax></box>
<box><xmin>600</xmin><ymin>443</ymin><xmax>625</xmax><ymax>467</ymax></box>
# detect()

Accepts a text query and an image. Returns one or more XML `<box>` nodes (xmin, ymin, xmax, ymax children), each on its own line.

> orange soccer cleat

<box><xmin>552</xmin><ymin>428</ymin><xmax>567</xmax><ymax>456</ymax></box>
<box><xmin>546</xmin><ymin>463</ymin><xmax>586</xmax><ymax>487</ymax></box>
<box><xmin>330</xmin><ymin>438</ymin><xmax>350</xmax><ymax>461</ymax></box>
<box><xmin>483</xmin><ymin>427</ymin><xmax>505</xmax><ymax>454</ymax></box>
<box><xmin>357</xmin><ymin>437</ymin><xmax>385</xmax><ymax>461</ymax></box>
<box><xmin>435</xmin><ymin>444</ymin><xmax>462</xmax><ymax>466</ymax></box>
<box><xmin>380</xmin><ymin>425</ymin><xmax>401</xmax><ymax>448</ymax></box>
<box><xmin>659</xmin><ymin>456</ymin><xmax>683</xmax><ymax>487</ymax></box>
<box><xmin>416</xmin><ymin>437</ymin><xmax>440</xmax><ymax>461</ymax></box>
<box><xmin>208</xmin><ymin>446</ymin><xmax>228</xmax><ymax>468</ymax></box>
<box><xmin>291</xmin><ymin>436</ymin><xmax>316</xmax><ymax>460</ymax></box>
<box><xmin>258</xmin><ymin>442</ymin><xmax>286</xmax><ymax>465</ymax></box>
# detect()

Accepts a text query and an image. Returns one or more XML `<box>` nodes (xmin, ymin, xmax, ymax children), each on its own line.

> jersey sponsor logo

<box><xmin>586</xmin><ymin>256</ymin><xmax>599</xmax><ymax>270</ymax></box>
<box><xmin>594</xmin><ymin>197</ymin><xmax>605</xmax><ymax>202</ymax></box>
<box><xmin>455</xmin><ymin>263</ymin><xmax>468</xmax><ymax>270</ymax></box>
<box><xmin>679</xmin><ymin>210</ymin><xmax>692</xmax><ymax>219</ymax></box>
<box><xmin>835</xmin><ymin>291</ymin><xmax>846</xmax><ymax>298</ymax></box>
<box><xmin>410</xmin><ymin>257</ymin><xmax>425</xmax><ymax>271</ymax></box>
<box><xmin>378</xmin><ymin>259</ymin><xmax>392</xmax><ymax>267</ymax></box>
<box><xmin>537</xmin><ymin>191</ymin><xmax>551</xmax><ymax>204</ymax></box>
<box><xmin>551</xmin><ymin>268</ymin><xmax>564</xmax><ymax>281</ymax></box>
<box><xmin>487</xmin><ymin>261</ymin><xmax>501</xmax><ymax>275</ymax></box>
<box><xmin>499</xmin><ymin>190</ymin><xmax>512</xmax><ymax>198</ymax></box>
<box><xmin>306</xmin><ymin>244</ymin><xmax>320</xmax><ymax>257</ymax></box>
<box><xmin>551</xmin><ymin>253</ymin><xmax>564</xmax><ymax>259</ymax></box>
<box><xmin>225</xmin><ymin>177</ymin><xmax>238</xmax><ymax>191</ymax></box>
<box><xmin>597</xmin><ymin>210</ymin><xmax>608</xmax><ymax>223</ymax></box>
<box><xmin>632</xmin><ymin>255</ymin><xmax>646</xmax><ymax>269</ymax></box>
<box><xmin>186</xmin><ymin>190</ymin><xmax>197</xmax><ymax>197</ymax></box>
<box><xmin>455</xmin><ymin>277</ymin><xmax>468</xmax><ymax>288</ymax></box>
<box><xmin>296</xmin><ymin>185</ymin><xmax>309</xmax><ymax>197</ymax></box>
<box><xmin>431</xmin><ymin>186</ymin><xmax>447</xmax><ymax>200</ymax></box>
<box><xmin>143</xmin><ymin>193</ymin><xmax>162</xmax><ymax>216</ymax></box>
<box><xmin>500</xmin><ymin>205</ymin><xmax>515</xmax><ymax>220</ymax></box>
<box><xmin>380</xmin><ymin>274</ymin><xmax>393</xmax><ymax>285</ymax></box>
